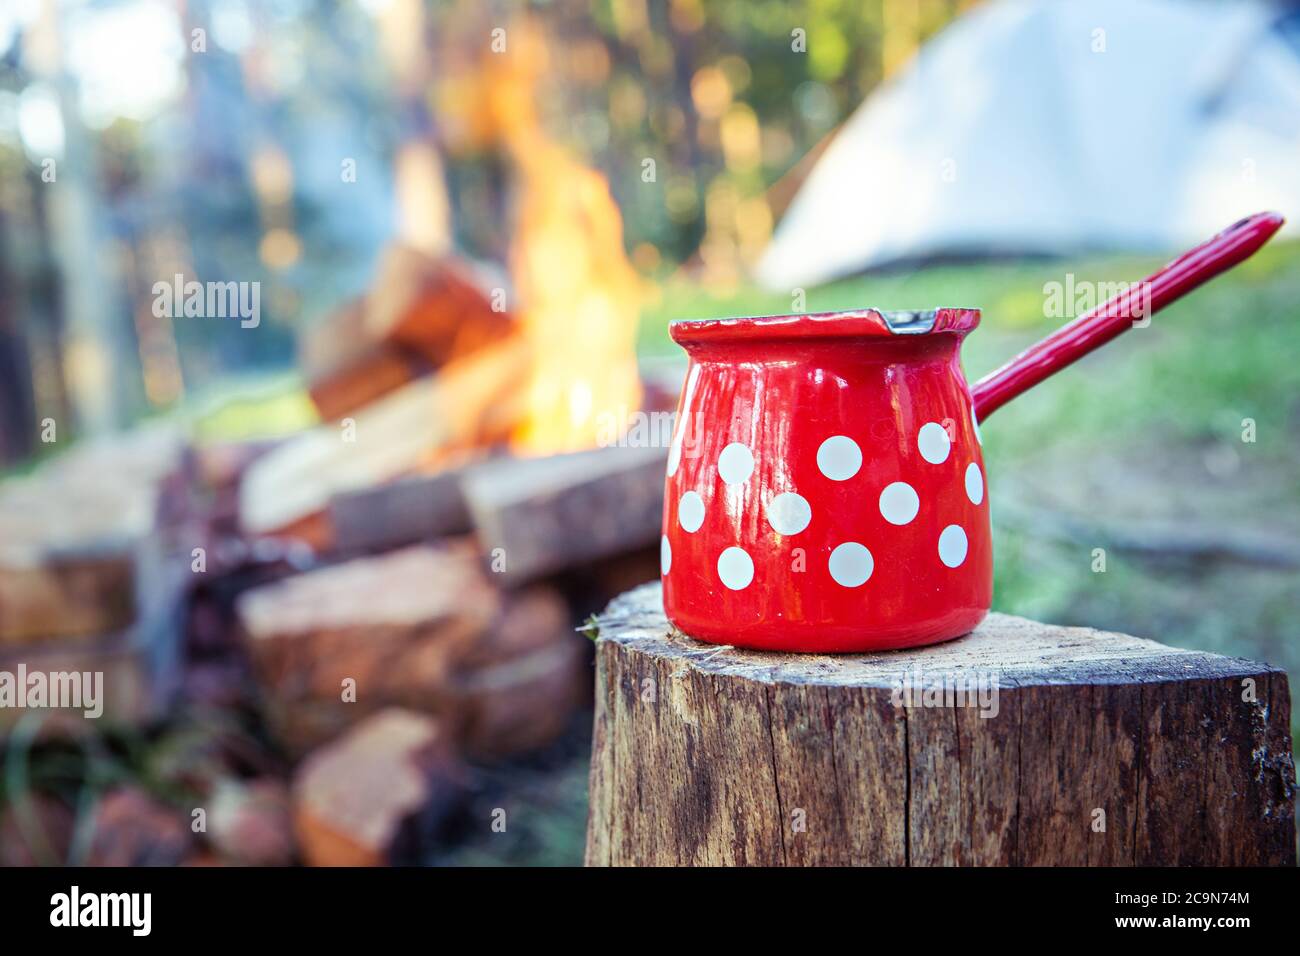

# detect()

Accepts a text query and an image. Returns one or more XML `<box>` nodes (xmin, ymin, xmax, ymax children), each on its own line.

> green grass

<box><xmin>188</xmin><ymin>371</ymin><xmax>319</xmax><ymax>442</ymax></box>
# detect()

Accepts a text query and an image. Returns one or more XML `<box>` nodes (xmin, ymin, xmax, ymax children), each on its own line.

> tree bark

<box><xmin>585</xmin><ymin>583</ymin><xmax>1296</xmax><ymax>866</ymax></box>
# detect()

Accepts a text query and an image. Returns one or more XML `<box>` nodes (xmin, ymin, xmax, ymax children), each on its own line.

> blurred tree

<box><xmin>436</xmin><ymin>0</ymin><xmax>974</xmax><ymax>278</ymax></box>
<box><xmin>0</xmin><ymin>0</ymin><xmax>975</xmax><ymax>460</ymax></box>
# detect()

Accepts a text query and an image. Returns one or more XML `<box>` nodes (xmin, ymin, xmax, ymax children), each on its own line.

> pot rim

<box><xmin>670</xmin><ymin>307</ymin><xmax>981</xmax><ymax>345</ymax></box>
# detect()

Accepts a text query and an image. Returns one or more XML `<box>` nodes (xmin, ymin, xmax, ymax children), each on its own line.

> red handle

<box><xmin>970</xmin><ymin>211</ymin><xmax>1285</xmax><ymax>421</ymax></box>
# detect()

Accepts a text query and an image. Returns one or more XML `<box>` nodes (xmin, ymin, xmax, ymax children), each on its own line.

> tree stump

<box><xmin>585</xmin><ymin>583</ymin><xmax>1296</xmax><ymax>866</ymax></box>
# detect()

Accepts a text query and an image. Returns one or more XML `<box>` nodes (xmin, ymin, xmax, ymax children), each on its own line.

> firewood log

<box><xmin>300</xmin><ymin>248</ymin><xmax>513</xmax><ymax>420</ymax></box>
<box><xmin>364</xmin><ymin>246</ymin><xmax>511</xmax><ymax>362</ymax></box>
<box><xmin>293</xmin><ymin>709</ymin><xmax>464</xmax><ymax>867</ymax></box>
<box><xmin>236</xmin><ymin>541</ymin><xmax>584</xmax><ymax>757</ymax></box>
<box><xmin>307</xmin><ymin>346</ymin><xmax>430</xmax><ymax>424</ymax></box>
<box><xmin>326</xmin><ymin>457</ymin><xmax>478</xmax><ymax>556</ymax></box>
<box><xmin>240</xmin><ymin>335</ymin><xmax>529</xmax><ymax>541</ymax></box>
<box><xmin>461</xmin><ymin>445</ymin><xmax>667</xmax><ymax>586</ymax></box>
<box><xmin>0</xmin><ymin>426</ymin><xmax>186</xmax><ymax>643</ymax></box>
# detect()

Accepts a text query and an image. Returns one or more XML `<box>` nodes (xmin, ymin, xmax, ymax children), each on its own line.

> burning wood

<box><xmin>364</xmin><ymin>245</ymin><xmax>511</xmax><ymax>363</ymax></box>
<box><xmin>460</xmin><ymin>16</ymin><xmax>646</xmax><ymax>454</ymax></box>
<box><xmin>240</xmin><ymin>335</ymin><xmax>530</xmax><ymax>544</ymax></box>
<box><xmin>265</xmin><ymin>19</ymin><xmax>653</xmax><ymax>558</ymax></box>
<box><xmin>301</xmin><ymin>246</ymin><xmax>512</xmax><ymax>421</ymax></box>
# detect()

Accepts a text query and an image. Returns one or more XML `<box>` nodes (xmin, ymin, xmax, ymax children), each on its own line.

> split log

<box><xmin>0</xmin><ymin>551</ymin><xmax>135</xmax><ymax>644</ymax></box>
<box><xmin>240</xmin><ymin>335</ymin><xmax>530</xmax><ymax>543</ymax></box>
<box><xmin>0</xmin><ymin>523</ymin><xmax>187</xmax><ymax>729</ymax></box>
<box><xmin>585</xmin><ymin>583</ymin><xmax>1296</xmax><ymax>866</ymax></box>
<box><xmin>307</xmin><ymin>344</ymin><xmax>429</xmax><ymax>424</ymax></box>
<box><xmin>363</xmin><ymin>246</ymin><xmax>511</xmax><ymax>362</ymax></box>
<box><xmin>326</xmin><ymin>459</ymin><xmax>476</xmax><ymax>556</ymax></box>
<box><xmin>442</xmin><ymin>588</ymin><xmax>588</xmax><ymax>757</ymax></box>
<box><xmin>0</xmin><ymin>426</ymin><xmax>187</xmax><ymax>643</ymax></box>
<box><xmin>293</xmin><ymin>708</ymin><xmax>463</xmax><ymax>866</ymax></box>
<box><xmin>0</xmin><ymin>629</ymin><xmax>156</xmax><ymax>730</ymax></box>
<box><xmin>301</xmin><ymin>248</ymin><xmax>512</xmax><ymax>420</ymax></box>
<box><xmin>462</xmin><ymin>445</ymin><xmax>667</xmax><ymax>586</ymax></box>
<box><xmin>236</xmin><ymin>541</ymin><xmax>585</xmax><ymax>756</ymax></box>
<box><xmin>301</xmin><ymin>298</ymin><xmax>368</xmax><ymax>389</ymax></box>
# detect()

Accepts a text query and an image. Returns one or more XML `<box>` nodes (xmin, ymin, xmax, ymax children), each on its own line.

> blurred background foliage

<box><xmin>0</xmin><ymin>0</ymin><xmax>974</xmax><ymax>447</ymax></box>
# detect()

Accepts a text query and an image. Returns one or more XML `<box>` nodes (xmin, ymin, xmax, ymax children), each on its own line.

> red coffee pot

<box><xmin>660</xmin><ymin>212</ymin><xmax>1284</xmax><ymax>652</ymax></box>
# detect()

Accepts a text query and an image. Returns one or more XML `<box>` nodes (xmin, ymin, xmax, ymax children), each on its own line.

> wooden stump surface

<box><xmin>585</xmin><ymin>583</ymin><xmax>1296</xmax><ymax>866</ymax></box>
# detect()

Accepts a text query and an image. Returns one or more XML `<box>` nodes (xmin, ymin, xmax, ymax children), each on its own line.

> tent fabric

<box><xmin>757</xmin><ymin>0</ymin><xmax>1300</xmax><ymax>290</ymax></box>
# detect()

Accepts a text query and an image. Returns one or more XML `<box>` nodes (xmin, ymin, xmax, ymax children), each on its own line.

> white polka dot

<box><xmin>817</xmin><ymin>435</ymin><xmax>862</xmax><ymax>481</ymax></box>
<box><xmin>717</xmin><ymin>443</ymin><xmax>754</xmax><ymax>485</ymax></box>
<box><xmin>766</xmin><ymin>492</ymin><xmax>811</xmax><ymax>535</ymax></box>
<box><xmin>965</xmin><ymin>463</ymin><xmax>984</xmax><ymax>505</ymax></box>
<box><xmin>660</xmin><ymin>535</ymin><xmax>671</xmax><ymax>575</ymax></box>
<box><xmin>938</xmin><ymin>525</ymin><xmax>968</xmax><ymax>568</ymax></box>
<box><xmin>878</xmin><ymin>481</ymin><xmax>920</xmax><ymax>525</ymax></box>
<box><xmin>828</xmin><ymin>542</ymin><xmax>873</xmax><ymax>588</ymax></box>
<box><xmin>678</xmin><ymin>491</ymin><xmax>705</xmax><ymax>532</ymax></box>
<box><xmin>971</xmin><ymin>406</ymin><xmax>983</xmax><ymax>446</ymax></box>
<box><xmin>917</xmin><ymin>422</ymin><xmax>951</xmax><ymax>464</ymax></box>
<box><xmin>717</xmin><ymin>547</ymin><xmax>754</xmax><ymax>590</ymax></box>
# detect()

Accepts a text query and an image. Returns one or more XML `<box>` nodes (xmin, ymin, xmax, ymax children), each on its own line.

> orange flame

<box><xmin>482</xmin><ymin>20</ymin><xmax>643</xmax><ymax>454</ymax></box>
<box><xmin>509</xmin><ymin>146</ymin><xmax>642</xmax><ymax>453</ymax></box>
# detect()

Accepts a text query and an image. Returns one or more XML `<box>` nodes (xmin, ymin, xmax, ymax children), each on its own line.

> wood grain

<box><xmin>585</xmin><ymin>583</ymin><xmax>1296</xmax><ymax>866</ymax></box>
<box><xmin>461</xmin><ymin>445</ymin><xmax>667</xmax><ymax>587</ymax></box>
<box><xmin>236</xmin><ymin>541</ymin><xmax>585</xmax><ymax>757</ymax></box>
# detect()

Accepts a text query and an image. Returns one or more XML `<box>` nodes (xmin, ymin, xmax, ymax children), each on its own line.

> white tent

<box><xmin>757</xmin><ymin>0</ymin><xmax>1300</xmax><ymax>289</ymax></box>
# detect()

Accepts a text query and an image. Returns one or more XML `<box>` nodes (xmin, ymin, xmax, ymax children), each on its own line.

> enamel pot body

<box><xmin>661</xmin><ymin>309</ymin><xmax>990</xmax><ymax>653</ymax></box>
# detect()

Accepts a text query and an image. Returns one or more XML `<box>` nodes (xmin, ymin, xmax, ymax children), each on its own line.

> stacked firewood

<box><xmin>0</xmin><ymin>242</ymin><xmax>682</xmax><ymax>868</ymax></box>
<box><xmin>0</xmin><ymin>242</ymin><xmax>674</xmax><ymax>867</ymax></box>
<box><xmin>0</xmin><ymin>426</ymin><xmax>194</xmax><ymax>731</ymax></box>
<box><xmin>227</xmin><ymin>245</ymin><xmax>669</xmax><ymax>863</ymax></box>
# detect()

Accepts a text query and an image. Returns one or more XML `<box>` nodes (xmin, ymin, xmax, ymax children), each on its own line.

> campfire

<box><xmin>226</xmin><ymin>30</ymin><xmax>674</xmax><ymax>859</ymax></box>
<box><xmin>499</xmin><ymin>29</ymin><xmax>644</xmax><ymax>454</ymax></box>
<box><xmin>0</xmin><ymin>17</ymin><xmax>673</xmax><ymax>867</ymax></box>
<box><xmin>244</xmin><ymin>17</ymin><xmax>656</xmax><ymax>541</ymax></box>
